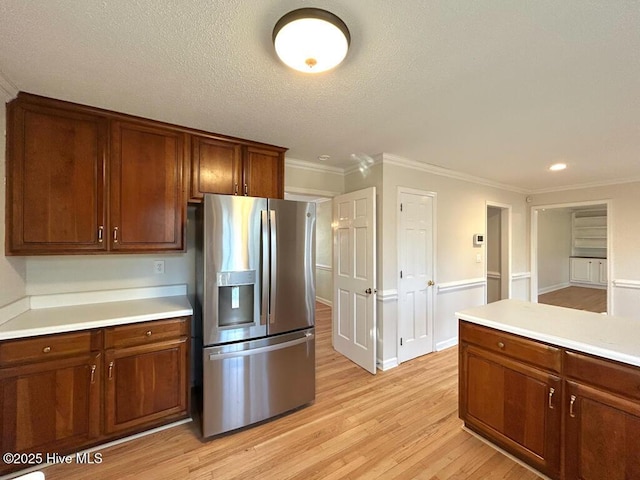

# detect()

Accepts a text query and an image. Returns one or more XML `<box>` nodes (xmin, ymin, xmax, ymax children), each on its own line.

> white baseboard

<box><xmin>436</xmin><ymin>337</ymin><xmax>458</xmax><ymax>351</ymax></box>
<box><xmin>315</xmin><ymin>296</ymin><xmax>332</xmax><ymax>307</ymax></box>
<box><xmin>377</xmin><ymin>357</ymin><xmax>398</xmax><ymax>371</ymax></box>
<box><xmin>538</xmin><ymin>282</ymin><xmax>570</xmax><ymax>295</ymax></box>
<box><xmin>569</xmin><ymin>282</ymin><xmax>606</xmax><ymax>290</ymax></box>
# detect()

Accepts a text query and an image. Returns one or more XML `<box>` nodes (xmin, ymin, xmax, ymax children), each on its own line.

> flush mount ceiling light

<box><xmin>273</xmin><ymin>8</ymin><xmax>350</xmax><ymax>73</ymax></box>
<box><xmin>549</xmin><ymin>163</ymin><xmax>567</xmax><ymax>171</ymax></box>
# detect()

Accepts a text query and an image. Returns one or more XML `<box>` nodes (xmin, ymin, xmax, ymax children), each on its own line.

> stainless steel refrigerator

<box><xmin>196</xmin><ymin>193</ymin><xmax>316</xmax><ymax>437</ymax></box>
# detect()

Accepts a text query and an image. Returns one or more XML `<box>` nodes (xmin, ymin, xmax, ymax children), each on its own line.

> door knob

<box><xmin>427</xmin><ymin>280</ymin><xmax>435</xmax><ymax>287</ymax></box>
<box><xmin>365</xmin><ymin>288</ymin><xmax>372</xmax><ymax>294</ymax></box>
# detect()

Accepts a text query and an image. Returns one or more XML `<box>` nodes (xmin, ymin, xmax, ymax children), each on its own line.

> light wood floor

<box><xmin>42</xmin><ymin>303</ymin><xmax>540</xmax><ymax>480</ymax></box>
<box><xmin>538</xmin><ymin>286</ymin><xmax>607</xmax><ymax>313</ymax></box>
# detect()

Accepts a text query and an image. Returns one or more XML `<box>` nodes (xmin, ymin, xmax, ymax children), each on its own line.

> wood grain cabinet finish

<box><xmin>6</xmin><ymin>100</ymin><xmax>107</xmax><ymax>254</ymax></box>
<box><xmin>563</xmin><ymin>352</ymin><xmax>640</xmax><ymax>479</ymax></box>
<box><xmin>0</xmin><ymin>331</ymin><xmax>102</xmax><ymax>473</ymax></box>
<box><xmin>104</xmin><ymin>317</ymin><xmax>189</xmax><ymax>435</ymax></box>
<box><xmin>189</xmin><ymin>136</ymin><xmax>285</xmax><ymax>201</ymax></box>
<box><xmin>0</xmin><ymin>318</ymin><xmax>190</xmax><ymax>475</ymax></box>
<box><xmin>459</xmin><ymin>324</ymin><xmax>561</xmax><ymax>478</ymax></box>
<box><xmin>110</xmin><ymin>121</ymin><xmax>186</xmax><ymax>251</ymax></box>
<box><xmin>5</xmin><ymin>93</ymin><xmax>187</xmax><ymax>255</ymax></box>
<box><xmin>459</xmin><ymin>320</ymin><xmax>640</xmax><ymax>480</ymax></box>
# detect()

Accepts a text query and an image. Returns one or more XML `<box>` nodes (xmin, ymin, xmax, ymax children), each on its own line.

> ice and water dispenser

<box><xmin>216</xmin><ymin>270</ymin><xmax>257</xmax><ymax>328</ymax></box>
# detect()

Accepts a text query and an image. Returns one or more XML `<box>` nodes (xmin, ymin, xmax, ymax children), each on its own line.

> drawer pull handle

<box><xmin>145</xmin><ymin>330</ymin><xmax>152</xmax><ymax>337</ymax></box>
<box><xmin>42</xmin><ymin>346</ymin><xmax>51</xmax><ymax>353</ymax></box>
<box><xmin>497</xmin><ymin>341</ymin><xmax>505</xmax><ymax>349</ymax></box>
<box><xmin>569</xmin><ymin>394</ymin><xmax>577</xmax><ymax>418</ymax></box>
<box><xmin>90</xmin><ymin>364</ymin><xmax>96</xmax><ymax>384</ymax></box>
<box><xmin>548</xmin><ymin>387</ymin><xmax>555</xmax><ymax>409</ymax></box>
<box><xmin>108</xmin><ymin>361</ymin><xmax>114</xmax><ymax>379</ymax></box>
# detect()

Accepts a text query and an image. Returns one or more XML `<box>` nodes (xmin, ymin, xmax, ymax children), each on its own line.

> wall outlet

<box><xmin>476</xmin><ymin>254</ymin><xmax>482</xmax><ymax>263</ymax></box>
<box><xmin>153</xmin><ymin>260</ymin><xmax>165</xmax><ymax>274</ymax></box>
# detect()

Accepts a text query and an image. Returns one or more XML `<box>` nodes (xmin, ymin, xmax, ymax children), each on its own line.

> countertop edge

<box><xmin>0</xmin><ymin>307</ymin><xmax>194</xmax><ymax>341</ymax></box>
<box><xmin>457</xmin><ymin>311</ymin><xmax>640</xmax><ymax>369</ymax></box>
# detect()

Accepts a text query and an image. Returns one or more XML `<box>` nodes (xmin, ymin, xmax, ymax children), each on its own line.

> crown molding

<box><xmin>0</xmin><ymin>70</ymin><xmax>18</xmax><ymax>99</ymax></box>
<box><xmin>529</xmin><ymin>176</ymin><xmax>640</xmax><ymax>194</ymax></box>
<box><xmin>285</xmin><ymin>157</ymin><xmax>345</xmax><ymax>175</ymax></box>
<box><xmin>381</xmin><ymin>154</ymin><xmax>529</xmax><ymax>194</ymax></box>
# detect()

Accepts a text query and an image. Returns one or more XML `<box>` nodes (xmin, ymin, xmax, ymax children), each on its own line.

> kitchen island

<box><xmin>457</xmin><ymin>299</ymin><xmax>640</xmax><ymax>480</ymax></box>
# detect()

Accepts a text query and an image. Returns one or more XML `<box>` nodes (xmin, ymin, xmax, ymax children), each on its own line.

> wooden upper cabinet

<box><xmin>243</xmin><ymin>146</ymin><xmax>284</xmax><ymax>199</ymax></box>
<box><xmin>6</xmin><ymin>100</ymin><xmax>107</xmax><ymax>254</ymax></box>
<box><xmin>110</xmin><ymin>121</ymin><xmax>186</xmax><ymax>251</ymax></box>
<box><xmin>190</xmin><ymin>135</ymin><xmax>242</xmax><ymax>199</ymax></box>
<box><xmin>190</xmin><ymin>138</ymin><xmax>285</xmax><ymax>201</ymax></box>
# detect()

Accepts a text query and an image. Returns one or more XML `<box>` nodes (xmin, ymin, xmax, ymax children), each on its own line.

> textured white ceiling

<box><xmin>1</xmin><ymin>0</ymin><xmax>639</xmax><ymax>192</ymax></box>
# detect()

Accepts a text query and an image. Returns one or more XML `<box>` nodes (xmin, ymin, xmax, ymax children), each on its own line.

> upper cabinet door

<box><xmin>190</xmin><ymin>135</ymin><xmax>242</xmax><ymax>200</ymax></box>
<box><xmin>6</xmin><ymin>101</ymin><xmax>107</xmax><ymax>254</ymax></box>
<box><xmin>110</xmin><ymin>121</ymin><xmax>186</xmax><ymax>252</ymax></box>
<box><xmin>243</xmin><ymin>146</ymin><xmax>284</xmax><ymax>199</ymax></box>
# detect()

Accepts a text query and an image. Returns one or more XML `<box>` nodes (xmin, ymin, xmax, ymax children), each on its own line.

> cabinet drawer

<box><xmin>0</xmin><ymin>330</ymin><xmax>98</xmax><ymax>366</ymax></box>
<box><xmin>104</xmin><ymin>317</ymin><xmax>189</xmax><ymax>349</ymax></box>
<box><xmin>564</xmin><ymin>350</ymin><xmax>640</xmax><ymax>401</ymax></box>
<box><xmin>459</xmin><ymin>321</ymin><xmax>561</xmax><ymax>373</ymax></box>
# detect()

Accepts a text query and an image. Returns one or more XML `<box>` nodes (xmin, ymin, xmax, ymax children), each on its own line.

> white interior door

<box><xmin>332</xmin><ymin>187</ymin><xmax>377</xmax><ymax>374</ymax></box>
<box><xmin>397</xmin><ymin>189</ymin><xmax>435</xmax><ymax>364</ymax></box>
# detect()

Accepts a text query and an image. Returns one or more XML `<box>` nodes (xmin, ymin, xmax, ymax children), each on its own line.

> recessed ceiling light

<box><xmin>317</xmin><ymin>154</ymin><xmax>330</xmax><ymax>161</ymax></box>
<box><xmin>549</xmin><ymin>163</ymin><xmax>567</xmax><ymax>171</ymax></box>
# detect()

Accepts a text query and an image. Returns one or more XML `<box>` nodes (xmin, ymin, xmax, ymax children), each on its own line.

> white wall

<box><xmin>345</xmin><ymin>154</ymin><xmax>529</xmax><ymax>369</ymax></box>
<box><xmin>315</xmin><ymin>199</ymin><xmax>333</xmax><ymax>305</ymax></box>
<box><xmin>26</xmin><ymin>207</ymin><xmax>197</xmax><ymax>300</ymax></box>
<box><xmin>537</xmin><ymin>208</ymin><xmax>572</xmax><ymax>293</ymax></box>
<box><xmin>0</xmin><ymin>89</ymin><xmax>27</xmax><ymax>307</ymax></box>
<box><xmin>532</xmin><ymin>183</ymin><xmax>640</xmax><ymax>319</ymax></box>
<box><xmin>285</xmin><ymin>159</ymin><xmax>344</xmax><ymax>196</ymax></box>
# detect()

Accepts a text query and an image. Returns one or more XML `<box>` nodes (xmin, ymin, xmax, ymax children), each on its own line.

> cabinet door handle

<box><xmin>90</xmin><ymin>364</ymin><xmax>97</xmax><ymax>384</ymax></box>
<box><xmin>42</xmin><ymin>346</ymin><xmax>51</xmax><ymax>353</ymax></box>
<box><xmin>548</xmin><ymin>387</ymin><xmax>555</xmax><ymax>409</ymax></box>
<box><xmin>145</xmin><ymin>330</ymin><xmax>152</xmax><ymax>337</ymax></box>
<box><xmin>234</xmin><ymin>183</ymin><xmax>238</xmax><ymax>195</ymax></box>
<box><xmin>108</xmin><ymin>361</ymin><xmax>114</xmax><ymax>379</ymax></box>
<box><xmin>497</xmin><ymin>341</ymin><xmax>505</xmax><ymax>349</ymax></box>
<box><xmin>244</xmin><ymin>184</ymin><xmax>248</xmax><ymax>196</ymax></box>
<box><xmin>98</xmin><ymin>226</ymin><xmax>104</xmax><ymax>243</ymax></box>
<box><xmin>569</xmin><ymin>394</ymin><xmax>577</xmax><ymax>418</ymax></box>
<box><xmin>113</xmin><ymin>227</ymin><xmax>119</xmax><ymax>243</ymax></box>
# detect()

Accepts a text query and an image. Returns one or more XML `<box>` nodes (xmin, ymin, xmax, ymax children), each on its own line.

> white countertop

<box><xmin>457</xmin><ymin>299</ymin><xmax>640</xmax><ymax>368</ymax></box>
<box><xmin>0</xmin><ymin>286</ymin><xmax>193</xmax><ymax>341</ymax></box>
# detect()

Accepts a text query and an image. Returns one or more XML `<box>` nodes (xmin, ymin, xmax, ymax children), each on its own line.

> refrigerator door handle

<box><xmin>261</xmin><ymin>210</ymin><xmax>269</xmax><ymax>325</ymax></box>
<box><xmin>208</xmin><ymin>333</ymin><xmax>314</xmax><ymax>361</ymax></box>
<box><xmin>269</xmin><ymin>209</ymin><xmax>277</xmax><ymax>324</ymax></box>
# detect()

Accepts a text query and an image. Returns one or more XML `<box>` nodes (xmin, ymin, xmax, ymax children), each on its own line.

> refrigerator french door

<box><xmin>197</xmin><ymin>194</ymin><xmax>316</xmax><ymax>437</ymax></box>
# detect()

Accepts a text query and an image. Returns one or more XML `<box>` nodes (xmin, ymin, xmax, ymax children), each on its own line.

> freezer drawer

<box><xmin>202</xmin><ymin>328</ymin><xmax>315</xmax><ymax>437</ymax></box>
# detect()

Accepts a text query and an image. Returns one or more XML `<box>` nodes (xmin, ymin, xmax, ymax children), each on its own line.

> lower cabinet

<box><xmin>0</xmin><ymin>317</ymin><xmax>190</xmax><ymax>475</ymax></box>
<box><xmin>105</xmin><ymin>338</ymin><xmax>188</xmax><ymax>434</ymax></box>
<box><xmin>569</xmin><ymin>257</ymin><xmax>607</xmax><ymax>286</ymax></box>
<box><xmin>0</xmin><ymin>353</ymin><xmax>101</xmax><ymax>456</ymax></box>
<box><xmin>460</xmin><ymin>331</ymin><xmax>561</xmax><ymax>478</ymax></box>
<box><xmin>460</xmin><ymin>320</ymin><xmax>640</xmax><ymax>480</ymax></box>
<box><xmin>564</xmin><ymin>381</ymin><xmax>640</xmax><ymax>479</ymax></box>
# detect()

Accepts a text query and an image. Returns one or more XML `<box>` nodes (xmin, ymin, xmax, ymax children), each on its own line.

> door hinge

<box><xmin>400</xmin><ymin>338</ymin><xmax>403</xmax><ymax>346</ymax></box>
<box><xmin>400</xmin><ymin>203</ymin><xmax>403</xmax><ymax>212</ymax></box>
<box><xmin>400</xmin><ymin>270</ymin><xmax>403</xmax><ymax>279</ymax></box>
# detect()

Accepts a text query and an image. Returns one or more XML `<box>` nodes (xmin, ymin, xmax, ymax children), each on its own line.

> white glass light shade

<box><xmin>273</xmin><ymin>9</ymin><xmax>350</xmax><ymax>73</ymax></box>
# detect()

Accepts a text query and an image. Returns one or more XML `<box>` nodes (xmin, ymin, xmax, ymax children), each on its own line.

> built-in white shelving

<box><xmin>571</xmin><ymin>209</ymin><xmax>607</xmax><ymax>258</ymax></box>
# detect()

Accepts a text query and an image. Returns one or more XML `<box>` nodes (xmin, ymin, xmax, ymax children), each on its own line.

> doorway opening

<box><xmin>531</xmin><ymin>200</ymin><xmax>611</xmax><ymax>314</ymax></box>
<box><xmin>485</xmin><ymin>202</ymin><xmax>511</xmax><ymax>304</ymax></box>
